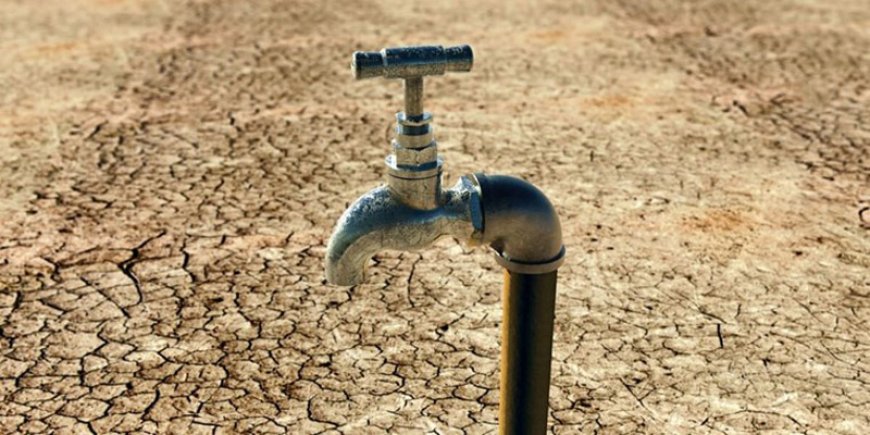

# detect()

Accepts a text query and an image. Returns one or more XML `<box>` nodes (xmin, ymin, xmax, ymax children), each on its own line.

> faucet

<box><xmin>325</xmin><ymin>45</ymin><xmax>565</xmax><ymax>435</ymax></box>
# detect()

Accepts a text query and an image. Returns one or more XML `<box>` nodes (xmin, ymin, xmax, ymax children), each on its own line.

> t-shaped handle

<box><xmin>351</xmin><ymin>45</ymin><xmax>473</xmax><ymax>117</ymax></box>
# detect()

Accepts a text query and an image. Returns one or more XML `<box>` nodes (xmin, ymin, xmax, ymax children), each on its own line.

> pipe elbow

<box><xmin>474</xmin><ymin>174</ymin><xmax>565</xmax><ymax>274</ymax></box>
<box><xmin>325</xmin><ymin>180</ymin><xmax>479</xmax><ymax>286</ymax></box>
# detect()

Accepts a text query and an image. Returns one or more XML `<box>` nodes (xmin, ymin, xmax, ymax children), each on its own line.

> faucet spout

<box><xmin>325</xmin><ymin>176</ymin><xmax>483</xmax><ymax>286</ymax></box>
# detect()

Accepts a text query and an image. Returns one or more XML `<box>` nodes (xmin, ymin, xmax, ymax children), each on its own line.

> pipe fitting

<box><xmin>472</xmin><ymin>174</ymin><xmax>565</xmax><ymax>274</ymax></box>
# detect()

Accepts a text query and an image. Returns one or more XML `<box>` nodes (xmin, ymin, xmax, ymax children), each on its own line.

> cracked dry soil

<box><xmin>0</xmin><ymin>0</ymin><xmax>868</xmax><ymax>433</ymax></box>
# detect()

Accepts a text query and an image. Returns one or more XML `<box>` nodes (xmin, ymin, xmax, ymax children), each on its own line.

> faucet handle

<box><xmin>351</xmin><ymin>45</ymin><xmax>473</xmax><ymax>118</ymax></box>
<box><xmin>351</xmin><ymin>45</ymin><xmax>473</xmax><ymax>80</ymax></box>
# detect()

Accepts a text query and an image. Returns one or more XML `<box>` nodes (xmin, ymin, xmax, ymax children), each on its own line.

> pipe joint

<box><xmin>472</xmin><ymin>173</ymin><xmax>565</xmax><ymax>274</ymax></box>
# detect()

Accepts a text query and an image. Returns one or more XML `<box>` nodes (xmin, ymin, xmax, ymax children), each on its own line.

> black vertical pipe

<box><xmin>499</xmin><ymin>270</ymin><xmax>558</xmax><ymax>435</ymax></box>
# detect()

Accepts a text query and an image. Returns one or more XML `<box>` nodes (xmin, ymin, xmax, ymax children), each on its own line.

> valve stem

<box><xmin>404</xmin><ymin>77</ymin><xmax>424</xmax><ymax>118</ymax></box>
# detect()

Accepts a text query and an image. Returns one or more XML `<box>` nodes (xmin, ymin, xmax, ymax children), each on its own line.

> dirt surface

<box><xmin>1</xmin><ymin>0</ymin><xmax>868</xmax><ymax>433</ymax></box>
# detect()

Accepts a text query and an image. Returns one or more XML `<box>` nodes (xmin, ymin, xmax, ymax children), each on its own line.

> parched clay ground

<box><xmin>0</xmin><ymin>0</ymin><xmax>868</xmax><ymax>433</ymax></box>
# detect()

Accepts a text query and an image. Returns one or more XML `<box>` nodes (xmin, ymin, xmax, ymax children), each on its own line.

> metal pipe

<box><xmin>500</xmin><ymin>270</ymin><xmax>557</xmax><ymax>435</ymax></box>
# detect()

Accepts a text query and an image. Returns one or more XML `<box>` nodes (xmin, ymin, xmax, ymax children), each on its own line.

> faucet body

<box><xmin>325</xmin><ymin>45</ymin><xmax>565</xmax><ymax>434</ymax></box>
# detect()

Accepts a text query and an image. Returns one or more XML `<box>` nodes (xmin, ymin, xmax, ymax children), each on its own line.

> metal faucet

<box><xmin>325</xmin><ymin>45</ymin><xmax>565</xmax><ymax>435</ymax></box>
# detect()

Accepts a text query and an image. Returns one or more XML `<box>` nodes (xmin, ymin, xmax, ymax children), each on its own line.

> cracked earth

<box><xmin>0</xmin><ymin>0</ymin><xmax>868</xmax><ymax>433</ymax></box>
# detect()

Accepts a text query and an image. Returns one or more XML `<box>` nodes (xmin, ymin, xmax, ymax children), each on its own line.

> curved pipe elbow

<box><xmin>474</xmin><ymin>174</ymin><xmax>565</xmax><ymax>274</ymax></box>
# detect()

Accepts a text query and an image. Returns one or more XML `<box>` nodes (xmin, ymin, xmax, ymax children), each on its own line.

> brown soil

<box><xmin>1</xmin><ymin>0</ymin><xmax>868</xmax><ymax>433</ymax></box>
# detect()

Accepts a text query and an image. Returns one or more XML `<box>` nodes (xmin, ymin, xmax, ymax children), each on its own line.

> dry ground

<box><xmin>1</xmin><ymin>0</ymin><xmax>868</xmax><ymax>433</ymax></box>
